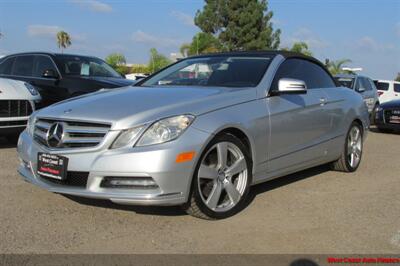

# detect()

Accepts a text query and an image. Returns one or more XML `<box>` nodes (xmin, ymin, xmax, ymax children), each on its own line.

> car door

<box><xmin>32</xmin><ymin>55</ymin><xmax>67</xmax><ymax>106</ymax></box>
<box><xmin>266</xmin><ymin>58</ymin><xmax>333</xmax><ymax>174</ymax></box>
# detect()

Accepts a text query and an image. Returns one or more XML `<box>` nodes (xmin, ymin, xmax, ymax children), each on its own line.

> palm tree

<box><xmin>56</xmin><ymin>31</ymin><xmax>71</xmax><ymax>53</ymax></box>
<box><xmin>326</xmin><ymin>59</ymin><xmax>352</xmax><ymax>75</ymax></box>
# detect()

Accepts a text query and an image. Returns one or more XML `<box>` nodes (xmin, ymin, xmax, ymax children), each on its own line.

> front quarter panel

<box><xmin>191</xmin><ymin>98</ymin><xmax>269</xmax><ymax>179</ymax></box>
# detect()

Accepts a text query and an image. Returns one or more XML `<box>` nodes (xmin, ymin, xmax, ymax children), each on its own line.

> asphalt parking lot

<box><xmin>0</xmin><ymin>129</ymin><xmax>399</xmax><ymax>254</ymax></box>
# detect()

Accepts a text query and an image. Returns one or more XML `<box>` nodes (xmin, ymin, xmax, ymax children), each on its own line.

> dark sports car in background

<box><xmin>0</xmin><ymin>52</ymin><xmax>134</xmax><ymax>108</ymax></box>
<box><xmin>375</xmin><ymin>100</ymin><xmax>400</xmax><ymax>133</ymax></box>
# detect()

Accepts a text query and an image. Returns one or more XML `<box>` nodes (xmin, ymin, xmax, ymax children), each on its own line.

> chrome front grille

<box><xmin>0</xmin><ymin>100</ymin><xmax>33</xmax><ymax>118</ymax></box>
<box><xmin>33</xmin><ymin>118</ymin><xmax>111</xmax><ymax>149</ymax></box>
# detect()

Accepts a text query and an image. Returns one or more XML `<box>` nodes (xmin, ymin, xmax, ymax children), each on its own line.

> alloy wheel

<box><xmin>347</xmin><ymin>126</ymin><xmax>362</xmax><ymax>168</ymax></box>
<box><xmin>197</xmin><ymin>141</ymin><xmax>248</xmax><ymax>212</ymax></box>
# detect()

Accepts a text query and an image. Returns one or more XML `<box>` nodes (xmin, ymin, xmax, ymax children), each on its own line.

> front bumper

<box><xmin>17</xmin><ymin>126</ymin><xmax>211</xmax><ymax>206</ymax></box>
<box><xmin>375</xmin><ymin>110</ymin><xmax>400</xmax><ymax>131</ymax></box>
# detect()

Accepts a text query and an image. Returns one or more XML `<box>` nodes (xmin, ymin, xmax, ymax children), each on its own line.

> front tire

<box><xmin>184</xmin><ymin>134</ymin><xmax>252</xmax><ymax>220</ymax></box>
<box><xmin>331</xmin><ymin>121</ymin><xmax>363</xmax><ymax>172</ymax></box>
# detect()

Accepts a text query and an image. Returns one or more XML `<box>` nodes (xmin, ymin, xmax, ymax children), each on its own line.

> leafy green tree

<box><xmin>148</xmin><ymin>48</ymin><xmax>172</xmax><ymax>73</ymax></box>
<box><xmin>105</xmin><ymin>53</ymin><xmax>128</xmax><ymax>75</ymax></box>
<box><xmin>180</xmin><ymin>32</ymin><xmax>221</xmax><ymax>57</ymax></box>
<box><xmin>194</xmin><ymin>0</ymin><xmax>281</xmax><ymax>51</ymax></box>
<box><xmin>283</xmin><ymin>42</ymin><xmax>312</xmax><ymax>56</ymax></box>
<box><xmin>56</xmin><ymin>31</ymin><xmax>71</xmax><ymax>53</ymax></box>
<box><xmin>131</xmin><ymin>64</ymin><xmax>150</xmax><ymax>74</ymax></box>
<box><xmin>105</xmin><ymin>53</ymin><xmax>126</xmax><ymax>68</ymax></box>
<box><xmin>326</xmin><ymin>59</ymin><xmax>352</xmax><ymax>75</ymax></box>
<box><xmin>395</xmin><ymin>73</ymin><xmax>400</xmax><ymax>82</ymax></box>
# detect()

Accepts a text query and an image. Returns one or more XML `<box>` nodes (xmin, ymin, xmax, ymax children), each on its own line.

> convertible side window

<box><xmin>271</xmin><ymin>58</ymin><xmax>335</xmax><ymax>91</ymax></box>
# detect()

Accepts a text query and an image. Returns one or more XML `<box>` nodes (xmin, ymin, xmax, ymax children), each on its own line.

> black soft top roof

<box><xmin>187</xmin><ymin>50</ymin><xmax>328</xmax><ymax>71</ymax></box>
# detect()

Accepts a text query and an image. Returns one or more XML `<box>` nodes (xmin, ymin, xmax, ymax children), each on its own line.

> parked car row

<box><xmin>0</xmin><ymin>50</ymin><xmax>397</xmax><ymax>219</ymax></box>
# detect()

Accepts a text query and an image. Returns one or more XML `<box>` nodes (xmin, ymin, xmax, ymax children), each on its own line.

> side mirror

<box><xmin>277</xmin><ymin>78</ymin><xmax>307</xmax><ymax>94</ymax></box>
<box><xmin>357</xmin><ymin>87</ymin><xmax>366</xmax><ymax>92</ymax></box>
<box><xmin>42</xmin><ymin>69</ymin><xmax>59</xmax><ymax>79</ymax></box>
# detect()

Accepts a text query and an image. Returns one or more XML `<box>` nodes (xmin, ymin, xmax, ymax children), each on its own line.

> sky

<box><xmin>0</xmin><ymin>0</ymin><xmax>399</xmax><ymax>80</ymax></box>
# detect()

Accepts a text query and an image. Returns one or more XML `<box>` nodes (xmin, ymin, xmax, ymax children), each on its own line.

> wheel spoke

<box><xmin>350</xmin><ymin>153</ymin><xmax>355</xmax><ymax>167</ymax></box>
<box><xmin>355</xmin><ymin>147</ymin><xmax>361</xmax><ymax>158</ymax></box>
<box><xmin>206</xmin><ymin>182</ymin><xmax>222</xmax><ymax>209</ymax></box>
<box><xmin>225</xmin><ymin>157</ymin><xmax>246</xmax><ymax>177</ymax></box>
<box><xmin>354</xmin><ymin>129</ymin><xmax>360</xmax><ymax>142</ymax></box>
<box><xmin>198</xmin><ymin>165</ymin><xmax>218</xmax><ymax>180</ymax></box>
<box><xmin>224</xmin><ymin>181</ymin><xmax>241</xmax><ymax>205</ymax></box>
<box><xmin>347</xmin><ymin>141</ymin><xmax>353</xmax><ymax>155</ymax></box>
<box><xmin>217</xmin><ymin>142</ymin><xmax>228</xmax><ymax>168</ymax></box>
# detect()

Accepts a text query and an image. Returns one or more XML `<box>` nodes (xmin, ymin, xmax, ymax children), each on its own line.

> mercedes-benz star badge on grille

<box><xmin>17</xmin><ymin>51</ymin><xmax>369</xmax><ymax>219</ymax></box>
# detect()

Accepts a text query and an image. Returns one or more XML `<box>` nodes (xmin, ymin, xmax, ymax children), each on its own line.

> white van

<box><xmin>374</xmin><ymin>80</ymin><xmax>400</xmax><ymax>103</ymax></box>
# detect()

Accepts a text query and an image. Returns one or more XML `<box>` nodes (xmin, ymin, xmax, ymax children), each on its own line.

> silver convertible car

<box><xmin>17</xmin><ymin>51</ymin><xmax>369</xmax><ymax>219</ymax></box>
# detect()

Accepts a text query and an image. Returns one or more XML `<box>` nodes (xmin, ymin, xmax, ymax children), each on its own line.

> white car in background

<box><xmin>374</xmin><ymin>80</ymin><xmax>400</xmax><ymax>103</ymax></box>
<box><xmin>0</xmin><ymin>78</ymin><xmax>41</xmax><ymax>142</ymax></box>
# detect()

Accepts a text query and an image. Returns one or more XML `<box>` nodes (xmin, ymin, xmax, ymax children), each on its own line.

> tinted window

<box><xmin>361</xmin><ymin>78</ymin><xmax>372</xmax><ymax>91</ymax></box>
<box><xmin>375</xmin><ymin>82</ymin><xmax>389</xmax><ymax>91</ymax></box>
<box><xmin>142</xmin><ymin>56</ymin><xmax>272</xmax><ymax>88</ymax></box>
<box><xmin>13</xmin><ymin>55</ymin><xmax>34</xmax><ymax>76</ymax></box>
<box><xmin>0</xmin><ymin>57</ymin><xmax>15</xmax><ymax>75</ymax></box>
<box><xmin>367</xmin><ymin>79</ymin><xmax>377</xmax><ymax>91</ymax></box>
<box><xmin>394</xmin><ymin>83</ymin><xmax>400</xmax><ymax>93</ymax></box>
<box><xmin>34</xmin><ymin>56</ymin><xmax>57</xmax><ymax>77</ymax></box>
<box><xmin>271</xmin><ymin>58</ymin><xmax>335</xmax><ymax>90</ymax></box>
<box><xmin>334</xmin><ymin>77</ymin><xmax>354</xmax><ymax>89</ymax></box>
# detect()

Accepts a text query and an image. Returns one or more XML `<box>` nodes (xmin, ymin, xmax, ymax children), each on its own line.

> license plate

<box><xmin>37</xmin><ymin>153</ymin><xmax>68</xmax><ymax>180</ymax></box>
<box><xmin>389</xmin><ymin>115</ymin><xmax>400</xmax><ymax>124</ymax></box>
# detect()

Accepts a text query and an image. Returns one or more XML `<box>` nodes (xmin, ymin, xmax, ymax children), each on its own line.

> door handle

<box><xmin>320</xmin><ymin>97</ymin><xmax>327</xmax><ymax>106</ymax></box>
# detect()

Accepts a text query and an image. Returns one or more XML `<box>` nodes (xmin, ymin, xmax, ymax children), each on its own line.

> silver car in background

<box><xmin>334</xmin><ymin>74</ymin><xmax>380</xmax><ymax>123</ymax></box>
<box><xmin>17</xmin><ymin>51</ymin><xmax>369</xmax><ymax>219</ymax></box>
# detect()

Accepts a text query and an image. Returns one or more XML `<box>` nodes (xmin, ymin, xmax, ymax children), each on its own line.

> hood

<box><xmin>36</xmin><ymin>86</ymin><xmax>256</xmax><ymax>130</ymax></box>
<box><xmin>79</xmin><ymin>76</ymin><xmax>135</xmax><ymax>88</ymax></box>
<box><xmin>381</xmin><ymin>99</ymin><xmax>400</xmax><ymax>108</ymax></box>
<box><xmin>0</xmin><ymin>78</ymin><xmax>41</xmax><ymax>100</ymax></box>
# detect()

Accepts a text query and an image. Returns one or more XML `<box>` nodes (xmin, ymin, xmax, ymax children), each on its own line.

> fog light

<box><xmin>100</xmin><ymin>176</ymin><xmax>158</xmax><ymax>189</ymax></box>
<box><xmin>20</xmin><ymin>159</ymin><xmax>31</xmax><ymax>170</ymax></box>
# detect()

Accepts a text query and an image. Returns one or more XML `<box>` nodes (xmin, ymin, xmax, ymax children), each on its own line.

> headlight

<box><xmin>27</xmin><ymin>114</ymin><xmax>36</xmax><ymax>136</ymax></box>
<box><xmin>136</xmin><ymin>115</ymin><xmax>195</xmax><ymax>146</ymax></box>
<box><xmin>110</xmin><ymin>126</ymin><xmax>144</xmax><ymax>149</ymax></box>
<box><xmin>24</xmin><ymin>83</ymin><xmax>39</xmax><ymax>96</ymax></box>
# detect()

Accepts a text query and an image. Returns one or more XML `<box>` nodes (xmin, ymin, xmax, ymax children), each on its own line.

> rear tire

<box><xmin>183</xmin><ymin>133</ymin><xmax>252</xmax><ymax>220</ymax></box>
<box><xmin>331</xmin><ymin>121</ymin><xmax>363</xmax><ymax>172</ymax></box>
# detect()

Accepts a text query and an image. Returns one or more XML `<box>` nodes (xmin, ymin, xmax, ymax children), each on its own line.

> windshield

<box><xmin>334</xmin><ymin>77</ymin><xmax>355</xmax><ymax>89</ymax></box>
<box><xmin>56</xmin><ymin>55</ymin><xmax>121</xmax><ymax>78</ymax></box>
<box><xmin>141</xmin><ymin>56</ymin><xmax>272</xmax><ymax>88</ymax></box>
